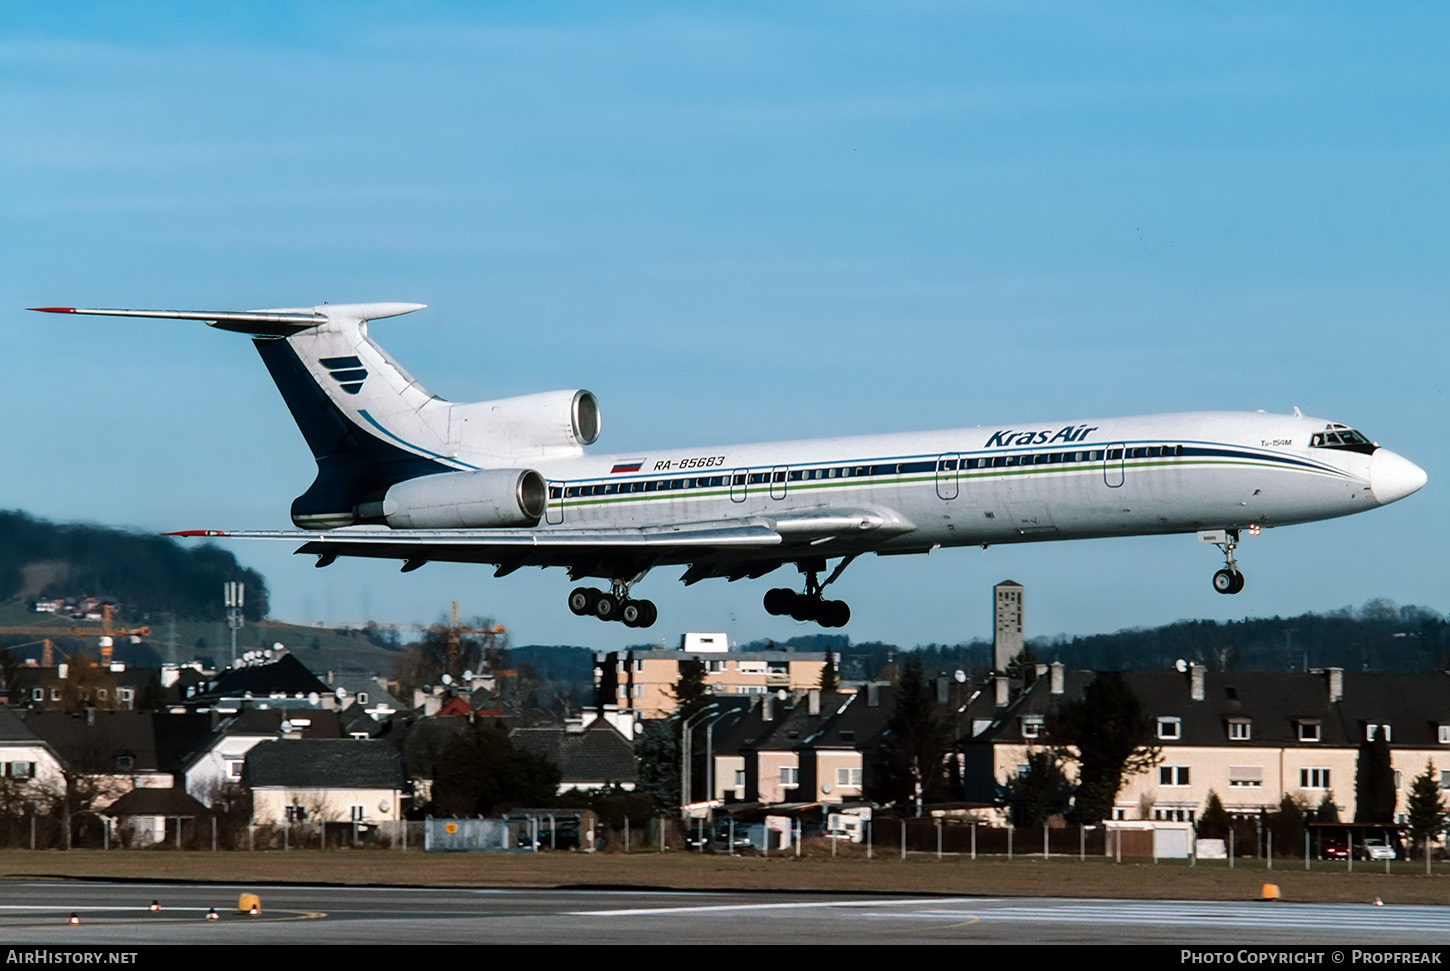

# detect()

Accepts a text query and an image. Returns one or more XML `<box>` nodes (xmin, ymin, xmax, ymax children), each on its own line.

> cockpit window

<box><xmin>1310</xmin><ymin>424</ymin><xmax>1377</xmax><ymax>455</ymax></box>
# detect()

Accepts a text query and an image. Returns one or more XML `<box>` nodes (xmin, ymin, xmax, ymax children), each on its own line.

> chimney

<box><xmin>808</xmin><ymin>689</ymin><xmax>820</xmax><ymax>715</ymax></box>
<box><xmin>867</xmin><ymin>684</ymin><xmax>880</xmax><ymax>707</ymax></box>
<box><xmin>1049</xmin><ymin>661</ymin><xmax>1065</xmax><ymax>695</ymax></box>
<box><xmin>995</xmin><ymin>675</ymin><xmax>1009</xmax><ymax>708</ymax></box>
<box><xmin>1034</xmin><ymin>663</ymin><xmax>1048</xmax><ymax>681</ymax></box>
<box><xmin>1326</xmin><ymin>667</ymin><xmax>1344</xmax><ymax>704</ymax></box>
<box><xmin>936</xmin><ymin>678</ymin><xmax>949</xmax><ymax>705</ymax></box>
<box><xmin>1189</xmin><ymin>663</ymin><xmax>1206</xmax><ymax>702</ymax></box>
<box><xmin>763</xmin><ymin>694</ymin><xmax>775</xmax><ymax>721</ymax></box>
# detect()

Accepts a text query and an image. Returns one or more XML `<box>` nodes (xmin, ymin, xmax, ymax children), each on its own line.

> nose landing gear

<box><xmin>1205</xmin><ymin>528</ymin><xmax>1246</xmax><ymax>595</ymax></box>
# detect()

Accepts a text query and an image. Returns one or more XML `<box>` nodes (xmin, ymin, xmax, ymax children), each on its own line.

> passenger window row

<box><xmin>548</xmin><ymin>445</ymin><xmax>1186</xmax><ymax>499</ymax></box>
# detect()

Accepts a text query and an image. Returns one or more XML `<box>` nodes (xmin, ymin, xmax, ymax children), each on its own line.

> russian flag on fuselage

<box><xmin>611</xmin><ymin>459</ymin><xmax>645</xmax><ymax>474</ymax></box>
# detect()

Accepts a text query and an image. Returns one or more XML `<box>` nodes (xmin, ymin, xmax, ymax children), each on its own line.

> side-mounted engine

<box><xmin>359</xmin><ymin>468</ymin><xmax>549</xmax><ymax>529</ymax></box>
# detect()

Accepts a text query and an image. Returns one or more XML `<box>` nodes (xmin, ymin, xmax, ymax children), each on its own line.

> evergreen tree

<box><xmin>1197</xmin><ymin>790</ymin><xmax>1232</xmax><ymax>840</ymax></box>
<box><xmin>672</xmin><ymin>657</ymin><xmax>711</xmax><ymax>722</ymax></box>
<box><xmin>1354</xmin><ymin>730</ymin><xmax>1396</xmax><ymax>823</ymax></box>
<box><xmin>1406</xmin><ymin>762</ymin><xmax>1447</xmax><ymax>846</ymax></box>
<box><xmin>1012</xmin><ymin>749</ymin><xmax>1064</xmax><ymax>827</ymax></box>
<box><xmin>868</xmin><ymin>656</ymin><xmax>948</xmax><ymax>816</ymax></box>
<box><xmin>1003</xmin><ymin>646</ymin><xmax>1041</xmax><ymax>687</ymax></box>
<box><xmin>1314</xmin><ymin>790</ymin><xmax>1341</xmax><ymax>823</ymax></box>
<box><xmin>1054</xmin><ymin>672</ymin><xmax>1161</xmax><ymax>824</ymax></box>
<box><xmin>819</xmin><ymin>651</ymin><xmax>839</xmax><ymax>692</ymax></box>
<box><xmin>1266</xmin><ymin>795</ymin><xmax>1307</xmax><ymax>857</ymax></box>
<box><xmin>634</xmin><ymin>717</ymin><xmax>681</xmax><ymax>814</ymax></box>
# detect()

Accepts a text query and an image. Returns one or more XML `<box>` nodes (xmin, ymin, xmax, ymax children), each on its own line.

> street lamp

<box><xmin>680</xmin><ymin>703</ymin><xmax>721</xmax><ymax>819</ymax></box>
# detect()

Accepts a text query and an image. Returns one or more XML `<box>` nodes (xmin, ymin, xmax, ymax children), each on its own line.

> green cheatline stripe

<box><xmin>555</xmin><ymin>457</ymin><xmax>1339</xmax><ymax>511</ymax></box>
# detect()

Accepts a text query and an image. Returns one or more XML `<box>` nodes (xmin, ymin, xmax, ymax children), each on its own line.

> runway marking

<box><xmin>854</xmin><ymin>901</ymin><xmax>1450</xmax><ymax>933</ymax></box>
<box><xmin>0</xmin><ymin>906</ymin><xmax>327</xmax><ymax>924</ymax></box>
<box><xmin>571</xmin><ymin>897</ymin><xmax>970</xmax><ymax>916</ymax></box>
<box><xmin>572</xmin><ymin>897</ymin><xmax>1450</xmax><ymax>936</ymax></box>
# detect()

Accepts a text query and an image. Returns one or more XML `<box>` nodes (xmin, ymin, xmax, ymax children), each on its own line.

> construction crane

<box><xmin>260</xmin><ymin>601</ymin><xmax>508</xmax><ymax>680</ymax></box>
<box><xmin>0</xmin><ymin>605</ymin><xmax>150</xmax><ymax>666</ymax></box>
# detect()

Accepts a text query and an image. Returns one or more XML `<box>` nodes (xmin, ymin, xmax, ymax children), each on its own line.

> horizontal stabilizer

<box><xmin>29</xmin><ymin>302</ymin><xmax>425</xmax><ymax>337</ymax></box>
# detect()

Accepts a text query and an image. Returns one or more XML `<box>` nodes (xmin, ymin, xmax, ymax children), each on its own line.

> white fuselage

<box><xmin>523</xmin><ymin>410</ymin><xmax>1404</xmax><ymax>559</ymax></box>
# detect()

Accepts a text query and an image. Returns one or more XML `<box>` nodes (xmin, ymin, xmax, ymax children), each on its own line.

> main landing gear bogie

<box><xmin>568</xmin><ymin>586</ymin><xmax>658</xmax><ymax>628</ymax></box>
<box><xmin>764</xmin><ymin>588</ymin><xmax>850</xmax><ymax>628</ymax></box>
<box><xmin>763</xmin><ymin>556</ymin><xmax>856</xmax><ymax>628</ymax></box>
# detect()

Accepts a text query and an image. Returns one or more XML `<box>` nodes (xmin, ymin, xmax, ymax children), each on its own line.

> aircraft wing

<box><xmin>168</xmin><ymin>507</ymin><xmax>913</xmax><ymax>582</ymax></box>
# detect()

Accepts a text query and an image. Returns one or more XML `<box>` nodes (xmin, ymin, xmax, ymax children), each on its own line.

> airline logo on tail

<box><xmin>319</xmin><ymin>355</ymin><xmax>369</xmax><ymax>395</ymax></box>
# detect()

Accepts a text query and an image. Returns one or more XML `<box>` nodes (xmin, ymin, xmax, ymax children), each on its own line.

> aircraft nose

<box><xmin>1369</xmin><ymin>449</ymin><xmax>1428</xmax><ymax>505</ymax></box>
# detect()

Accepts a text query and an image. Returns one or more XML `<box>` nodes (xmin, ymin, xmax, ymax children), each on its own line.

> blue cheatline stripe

<box><xmin>552</xmin><ymin>442</ymin><xmax>1356</xmax><ymax>510</ymax></box>
<box><xmin>356</xmin><ymin>408</ymin><xmax>480</xmax><ymax>470</ymax></box>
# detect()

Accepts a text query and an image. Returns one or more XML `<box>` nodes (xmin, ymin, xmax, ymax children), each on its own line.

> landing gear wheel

<box><xmin>818</xmin><ymin>600</ymin><xmax>851</xmax><ymax>628</ymax></box>
<box><xmin>789</xmin><ymin>597</ymin><xmax>818</xmax><ymax>623</ymax></box>
<box><xmin>636</xmin><ymin>600</ymin><xmax>658</xmax><ymax>628</ymax></box>
<box><xmin>621</xmin><ymin>599</ymin><xmax>658</xmax><ymax>628</ymax></box>
<box><xmin>568</xmin><ymin>587</ymin><xmax>598</xmax><ymax>616</ymax></box>
<box><xmin>764</xmin><ymin>588</ymin><xmax>796</xmax><ymax>616</ymax></box>
<box><xmin>1213</xmin><ymin>569</ymin><xmax>1244</xmax><ymax>595</ymax></box>
<box><xmin>594</xmin><ymin>594</ymin><xmax>622</xmax><ymax>621</ymax></box>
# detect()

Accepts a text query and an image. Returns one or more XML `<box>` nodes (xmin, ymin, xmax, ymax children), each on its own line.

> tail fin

<box><xmin>33</xmin><ymin>303</ymin><xmax>457</xmax><ymax>527</ymax></box>
<box><xmin>32</xmin><ymin>302</ymin><xmax>598</xmax><ymax>529</ymax></box>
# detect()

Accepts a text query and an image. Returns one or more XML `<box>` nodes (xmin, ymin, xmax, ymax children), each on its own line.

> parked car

<box><xmin>712</xmin><ymin>819</ymin><xmax>755</xmax><ymax>851</ymax></box>
<box><xmin>1319</xmin><ymin>836</ymin><xmax>1349</xmax><ymax>860</ymax></box>
<box><xmin>515</xmin><ymin>821</ymin><xmax>583</xmax><ymax>850</ymax></box>
<box><xmin>1360</xmin><ymin>837</ymin><xmax>1397</xmax><ymax>861</ymax></box>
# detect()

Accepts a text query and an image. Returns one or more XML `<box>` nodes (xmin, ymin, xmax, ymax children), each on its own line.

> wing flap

<box><xmin>171</xmin><ymin>520</ymin><xmax>782</xmax><ymax>548</ymax></box>
<box><xmin>166</xmin><ymin>507</ymin><xmax>913</xmax><ymax>576</ymax></box>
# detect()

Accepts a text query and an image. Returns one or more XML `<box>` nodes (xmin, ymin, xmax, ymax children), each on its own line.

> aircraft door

<box><xmin>770</xmin><ymin>466</ymin><xmax>788</xmax><ymax>500</ymax></box>
<box><xmin>1103</xmin><ymin>444</ymin><xmax>1125</xmax><ymax>488</ymax></box>
<box><xmin>546</xmin><ymin>481</ymin><xmax>565</xmax><ymax>524</ymax></box>
<box><xmin>730</xmin><ymin>469</ymin><xmax>748</xmax><ymax>503</ymax></box>
<box><xmin>935</xmin><ymin>453</ymin><xmax>960</xmax><ymax>500</ymax></box>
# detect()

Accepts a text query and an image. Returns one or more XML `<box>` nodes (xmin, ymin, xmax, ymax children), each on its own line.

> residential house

<box><xmin>0</xmin><ymin>708</ymin><xmax>66</xmax><ymax>811</ymax></box>
<box><xmin>962</xmin><ymin>664</ymin><xmax>1450</xmax><ymax>826</ymax></box>
<box><xmin>246</xmin><ymin>738</ymin><xmax>406</xmax><ymax>828</ymax></box>
<box><xmin>511</xmin><ymin>720</ymin><xmax>638</xmax><ymax>792</ymax></box>
<box><xmin>180</xmin><ymin>709</ymin><xmax>345</xmax><ymax>807</ymax></box>
<box><xmin>103</xmin><ymin>786</ymin><xmax>210</xmax><ymax>846</ymax></box>
<box><xmin>20</xmin><ymin>710</ymin><xmax>215</xmax><ymax>811</ymax></box>
<box><xmin>8</xmin><ymin>662</ymin><xmax>157</xmax><ymax>712</ymax></box>
<box><xmin>595</xmin><ymin>647</ymin><xmax>827</xmax><ymax>720</ymax></box>
<box><xmin>180</xmin><ymin>652</ymin><xmax>334</xmax><ymax>711</ymax></box>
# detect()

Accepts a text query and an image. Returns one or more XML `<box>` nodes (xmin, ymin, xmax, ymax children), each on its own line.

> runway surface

<box><xmin>1</xmin><ymin>882</ymin><xmax>1446</xmax><ymax>945</ymax></box>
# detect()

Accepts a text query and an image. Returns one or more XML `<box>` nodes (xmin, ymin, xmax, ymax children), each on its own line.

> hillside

<box><xmin>0</xmin><ymin>510</ymin><xmax>269</xmax><ymax>621</ymax></box>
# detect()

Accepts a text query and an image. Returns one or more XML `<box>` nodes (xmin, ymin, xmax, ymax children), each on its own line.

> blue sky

<box><xmin>3</xmin><ymin>2</ymin><xmax>1445</xmax><ymax>652</ymax></box>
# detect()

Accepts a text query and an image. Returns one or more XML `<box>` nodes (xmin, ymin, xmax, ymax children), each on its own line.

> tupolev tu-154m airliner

<box><xmin>31</xmin><ymin>302</ymin><xmax>1427</xmax><ymax>630</ymax></box>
